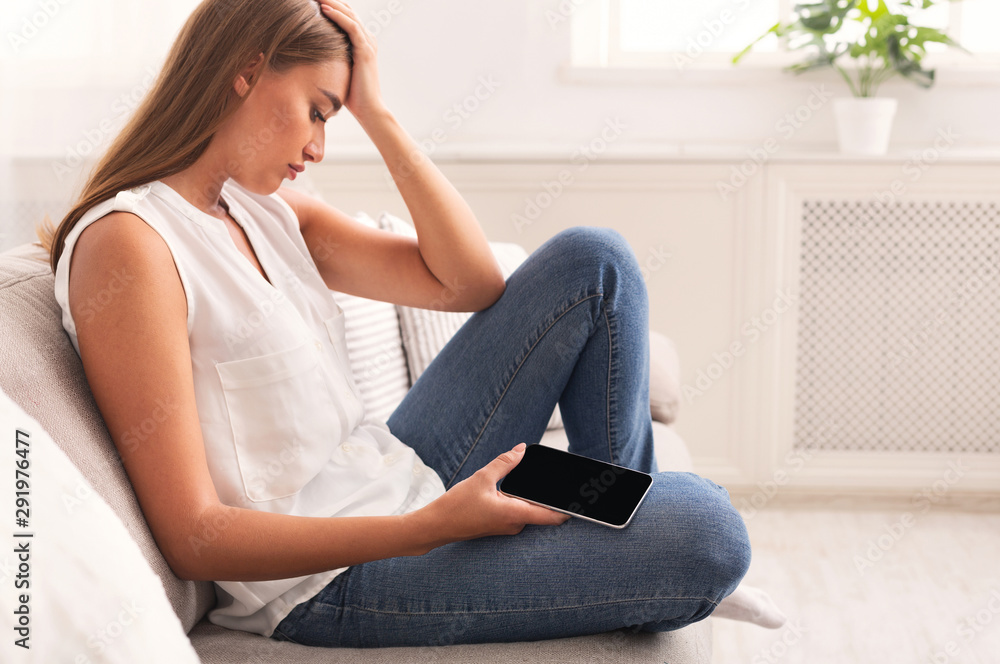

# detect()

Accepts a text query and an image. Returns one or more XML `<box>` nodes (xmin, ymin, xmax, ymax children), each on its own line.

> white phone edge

<box><xmin>499</xmin><ymin>478</ymin><xmax>653</xmax><ymax>530</ymax></box>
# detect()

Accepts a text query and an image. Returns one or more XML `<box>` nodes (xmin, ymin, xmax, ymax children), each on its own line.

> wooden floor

<box><xmin>711</xmin><ymin>505</ymin><xmax>1000</xmax><ymax>664</ymax></box>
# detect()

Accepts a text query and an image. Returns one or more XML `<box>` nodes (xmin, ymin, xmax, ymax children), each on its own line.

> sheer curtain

<box><xmin>0</xmin><ymin>0</ymin><xmax>201</xmax><ymax>253</ymax></box>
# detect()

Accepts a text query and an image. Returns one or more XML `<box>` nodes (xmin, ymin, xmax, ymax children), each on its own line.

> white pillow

<box><xmin>378</xmin><ymin>212</ymin><xmax>564</xmax><ymax>430</ymax></box>
<box><xmin>330</xmin><ymin>211</ymin><xmax>413</xmax><ymax>424</ymax></box>
<box><xmin>0</xmin><ymin>388</ymin><xmax>200</xmax><ymax>664</ymax></box>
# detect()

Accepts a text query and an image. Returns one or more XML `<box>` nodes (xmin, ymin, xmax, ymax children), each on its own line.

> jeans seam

<box><xmin>445</xmin><ymin>293</ymin><xmax>605</xmax><ymax>487</ymax></box>
<box><xmin>271</xmin><ymin>624</ymin><xmax>304</xmax><ymax>645</ymax></box>
<box><xmin>603</xmin><ymin>303</ymin><xmax>614</xmax><ymax>464</ymax></box>
<box><xmin>335</xmin><ymin>594</ymin><xmax>718</xmax><ymax>618</ymax></box>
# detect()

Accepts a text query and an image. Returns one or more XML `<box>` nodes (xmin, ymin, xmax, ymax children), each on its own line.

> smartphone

<box><xmin>498</xmin><ymin>443</ymin><xmax>653</xmax><ymax>529</ymax></box>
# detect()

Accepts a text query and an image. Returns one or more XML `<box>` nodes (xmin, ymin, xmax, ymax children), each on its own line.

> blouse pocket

<box><xmin>216</xmin><ymin>339</ymin><xmax>346</xmax><ymax>503</ymax></box>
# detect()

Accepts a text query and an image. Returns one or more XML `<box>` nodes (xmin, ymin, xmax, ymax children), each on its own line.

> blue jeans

<box><xmin>270</xmin><ymin>226</ymin><xmax>751</xmax><ymax>647</ymax></box>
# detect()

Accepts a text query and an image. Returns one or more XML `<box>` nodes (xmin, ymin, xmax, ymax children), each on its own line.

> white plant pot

<box><xmin>832</xmin><ymin>97</ymin><xmax>898</xmax><ymax>155</ymax></box>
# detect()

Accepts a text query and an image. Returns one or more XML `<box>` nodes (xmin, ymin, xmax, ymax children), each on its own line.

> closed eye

<box><xmin>311</xmin><ymin>108</ymin><xmax>328</xmax><ymax>123</ymax></box>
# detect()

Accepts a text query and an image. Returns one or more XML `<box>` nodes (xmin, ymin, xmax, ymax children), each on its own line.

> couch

<box><xmin>0</xmin><ymin>213</ymin><xmax>714</xmax><ymax>663</ymax></box>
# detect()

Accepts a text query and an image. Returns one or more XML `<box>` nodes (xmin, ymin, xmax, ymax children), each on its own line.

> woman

<box><xmin>36</xmin><ymin>0</ymin><xmax>757</xmax><ymax>648</ymax></box>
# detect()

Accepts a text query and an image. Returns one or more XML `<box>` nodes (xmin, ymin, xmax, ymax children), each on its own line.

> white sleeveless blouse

<box><xmin>53</xmin><ymin>179</ymin><xmax>447</xmax><ymax>637</ymax></box>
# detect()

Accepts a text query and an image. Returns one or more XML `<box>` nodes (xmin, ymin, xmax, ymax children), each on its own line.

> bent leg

<box><xmin>386</xmin><ymin>226</ymin><xmax>657</xmax><ymax>488</ymax></box>
<box><xmin>271</xmin><ymin>471</ymin><xmax>752</xmax><ymax>647</ymax></box>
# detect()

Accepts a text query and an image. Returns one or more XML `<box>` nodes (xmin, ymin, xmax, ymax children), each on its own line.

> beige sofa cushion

<box><xmin>649</xmin><ymin>330</ymin><xmax>682</xmax><ymax>425</ymax></box>
<box><xmin>187</xmin><ymin>618</ymin><xmax>712</xmax><ymax>663</ymax></box>
<box><xmin>0</xmin><ymin>243</ymin><xmax>216</xmax><ymax>633</ymax></box>
<box><xmin>0</xmin><ymin>387</ymin><xmax>201</xmax><ymax>663</ymax></box>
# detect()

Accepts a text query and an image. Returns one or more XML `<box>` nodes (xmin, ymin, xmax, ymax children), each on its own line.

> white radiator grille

<box><xmin>793</xmin><ymin>199</ymin><xmax>1000</xmax><ymax>454</ymax></box>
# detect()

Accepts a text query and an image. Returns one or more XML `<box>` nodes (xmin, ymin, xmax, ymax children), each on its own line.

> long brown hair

<box><xmin>34</xmin><ymin>0</ymin><xmax>352</xmax><ymax>274</ymax></box>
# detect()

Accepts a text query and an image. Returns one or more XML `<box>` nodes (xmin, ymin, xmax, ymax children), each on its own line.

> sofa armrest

<box><xmin>649</xmin><ymin>330</ymin><xmax>681</xmax><ymax>426</ymax></box>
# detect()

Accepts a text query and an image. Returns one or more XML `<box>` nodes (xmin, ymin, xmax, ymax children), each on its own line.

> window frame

<box><xmin>568</xmin><ymin>0</ymin><xmax>1000</xmax><ymax>80</ymax></box>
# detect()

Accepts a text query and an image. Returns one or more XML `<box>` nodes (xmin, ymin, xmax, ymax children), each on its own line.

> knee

<box><xmin>653</xmin><ymin>473</ymin><xmax>752</xmax><ymax>601</ymax></box>
<box><xmin>553</xmin><ymin>226</ymin><xmax>635</xmax><ymax>266</ymax></box>
<box><xmin>549</xmin><ymin>226</ymin><xmax>645</xmax><ymax>296</ymax></box>
<box><xmin>689</xmin><ymin>475</ymin><xmax>752</xmax><ymax>599</ymax></box>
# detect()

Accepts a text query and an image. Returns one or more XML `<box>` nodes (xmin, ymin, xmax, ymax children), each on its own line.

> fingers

<box><xmin>480</xmin><ymin>442</ymin><xmax>527</xmax><ymax>483</ymax></box>
<box><xmin>534</xmin><ymin>508</ymin><xmax>573</xmax><ymax>526</ymax></box>
<box><xmin>319</xmin><ymin>2</ymin><xmax>357</xmax><ymax>32</ymax></box>
<box><xmin>484</xmin><ymin>443</ymin><xmax>571</xmax><ymax>525</ymax></box>
<box><xmin>320</xmin><ymin>0</ymin><xmax>380</xmax><ymax>66</ymax></box>
<box><xmin>319</xmin><ymin>1</ymin><xmax>371</xmax><ymax>44</ymax></box>
<box><xmin>509</xmin><ymin>497</ymin><xmax>573</xmax><ymax>526</ymax></box>
<box><xmin>319</xmin><ymin>0</ymin><xmax>356</xmax><ymax>18</ymax></box>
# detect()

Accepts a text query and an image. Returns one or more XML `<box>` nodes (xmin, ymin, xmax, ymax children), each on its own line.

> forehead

<box><xmin>274</xmin><ymin>59</ymin><xmax>350</xmax><ymax>101</ymax></box>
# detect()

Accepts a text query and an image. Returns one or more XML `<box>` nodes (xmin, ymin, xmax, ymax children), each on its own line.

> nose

<box><xmin>304</xmin><ymin>137</ymin><xmax>324</xmax><ymax>164</ymax></box>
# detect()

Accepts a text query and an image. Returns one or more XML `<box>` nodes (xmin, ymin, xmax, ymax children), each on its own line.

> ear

<box><xmin>233</xmin><ymin>52</ymin><xmax>266</xmax><ymax>98</ymax></box>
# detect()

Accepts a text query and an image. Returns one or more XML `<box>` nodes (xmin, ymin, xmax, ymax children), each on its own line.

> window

<box><xmin>571</xmin><ymin>0</ymin><xmax>1000</xmax><ymax>72</ymax></box>
<box><xmin>956</xmin><ymin>0</ymin><xmax>1000</xmax><ymax>54</ymax></box>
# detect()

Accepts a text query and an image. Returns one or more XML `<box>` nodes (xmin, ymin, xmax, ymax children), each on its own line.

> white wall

<box><xmin>4</xmin><ymin>0</ymin><xmax>999</xmax><ymax>247</ymax></box>
<box><xmin>4</xmin><ymin>0</ymin><xmax>1000</xmax><ymax>164</ymax></box>
<box><xmin>363</xmin><ymin>0</ymin><xmax>1000</xmax><ymax>154</ymax></box>
<box><xmin>298</xmin><ymin>0</ymin><xmax>1000</xmax><ymax>156</ymax></box>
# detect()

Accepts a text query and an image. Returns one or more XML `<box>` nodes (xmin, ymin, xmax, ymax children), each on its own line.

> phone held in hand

<box><xmin>498</xmin><ymin>443</ymin><xmax>653</xmax><ymax>529</ymax></box>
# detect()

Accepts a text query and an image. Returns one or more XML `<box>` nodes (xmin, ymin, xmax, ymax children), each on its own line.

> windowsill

<box><xmin>558</xmin><ymin>62</ymin><xmax>1000</xmax><ymax>88</ymax></box>
<box><xmin>10</xmin><ymin>143</ymin><xmax>1000</xmax><ymax>165</ymax></box>
<box><xmin>307</xmin><ymin>142</ymin><xmax>1000</xmax><ymax>164</ymax></box>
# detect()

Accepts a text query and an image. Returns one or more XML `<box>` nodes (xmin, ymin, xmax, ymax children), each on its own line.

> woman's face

<box><xmin>217</xmin><ymin>58</ymin><xmax>351</xmax><ymax>195</ymax></box>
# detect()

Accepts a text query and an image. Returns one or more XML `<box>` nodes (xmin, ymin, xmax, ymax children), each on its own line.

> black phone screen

<box><xmin>498</xmin><ymin>444</ymin><xmax>653</xmax><ymax>528</ymax></box>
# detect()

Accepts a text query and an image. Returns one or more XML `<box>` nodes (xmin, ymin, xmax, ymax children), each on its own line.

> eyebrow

<box><xmin>318</xmin><ymin>88</ymin><xmax>343</xmax><ymax>114</ymax></box>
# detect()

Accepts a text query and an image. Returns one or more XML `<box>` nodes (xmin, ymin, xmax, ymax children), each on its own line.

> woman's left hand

<box><xmin>318</xmin><ymin>0</ymin><xmax>387</xmax><ymax>122</ymax></box>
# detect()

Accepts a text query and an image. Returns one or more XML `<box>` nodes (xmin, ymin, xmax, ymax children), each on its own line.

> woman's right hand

<box><xmin>413</xmin><ymin>443</ymin><xmax>571</xmax><ymax>549</ymax></box>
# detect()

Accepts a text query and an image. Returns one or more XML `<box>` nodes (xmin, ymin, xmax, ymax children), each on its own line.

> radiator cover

<box><xmin>793</xmin><ymin>199</ymin><xmax>1000</xmax><ymax>454</ymax></box>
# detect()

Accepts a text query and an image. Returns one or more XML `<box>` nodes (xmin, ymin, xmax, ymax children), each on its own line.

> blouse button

<box><xmin>340</xmin><ymin>443</ymin><xmax>351</xmax><ymax>452</ymax></box>
<box><xmin>314</xmin><ymin>339</ymin><xmax>323</xmax><ymax>351</ymax></box>
<box><xmin>383</xmin><ymin>453</ymin><xmax>397</xmax><ymax>465</ymax></box>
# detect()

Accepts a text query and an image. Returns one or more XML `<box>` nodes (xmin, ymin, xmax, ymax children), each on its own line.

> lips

<box><xmin>287</xmin><ymin>164</ymin><xmax>304</xmax><ymax>180</ymax></box>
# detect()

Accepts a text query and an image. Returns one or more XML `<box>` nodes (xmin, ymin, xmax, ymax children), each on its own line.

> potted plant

<box><xmin>733</xmin><ymin>0</ymin><xmax>968</xmax><ymax>155</ymax></box>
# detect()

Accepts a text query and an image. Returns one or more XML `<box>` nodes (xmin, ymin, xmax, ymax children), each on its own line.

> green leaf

<box><xmin>731</xmin><ymin>21</ymin><xmax>782</xmax><ymax>64</ymax></box>
<box><xmin>731</xmin><ymin>0</ymin><xmax>965</xmax><ymax>92</ymax></box>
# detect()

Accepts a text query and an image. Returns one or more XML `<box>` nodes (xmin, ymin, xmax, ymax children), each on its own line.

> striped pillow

<box><xmin>378</xmin><ymin>212</ymin><xmax>564</xmax><ymax>431</ymax></box>
<box><xmin>330</xmin><ymin>212</ymin><xmax>412</xmax><ymax>425</ymax></box>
